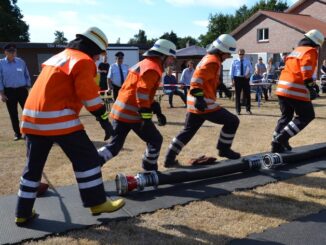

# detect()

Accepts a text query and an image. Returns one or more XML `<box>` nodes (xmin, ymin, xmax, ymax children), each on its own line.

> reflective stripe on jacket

<box><xmin>21</xmin><ymin>48</ymin><xmax>103</xmax><ymax>136</ymax></box>
<box><xmin>276</xmin><ymin>46</ymin><xmax>317</xmax><ymax>101</ymax></box>
<box><xmin>110</xmin><ymin>57</ymin><xmax>163</xmax><ymax>123</ymax></box>
<box><xmin>187</xmin><ymin>54</ymin><xmax>221</xmax><ymax>114</ymax></box>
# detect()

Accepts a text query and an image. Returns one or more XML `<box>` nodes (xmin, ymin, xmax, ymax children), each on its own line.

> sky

<box><xmin>18</xmin><ymin>0</ymin><xmax>298</xmax><ymax>43</ymax></box>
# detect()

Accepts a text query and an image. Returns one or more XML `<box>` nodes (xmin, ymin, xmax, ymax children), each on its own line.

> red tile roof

<box><xmin>285</xmin><ymin>0</ymin><xmax>308</xmax><ymax>13</ymax></box>
<box><xmin>231</xmin><ymin>10</ymin><xmax>326</xmax><ymax>38</ymax></box>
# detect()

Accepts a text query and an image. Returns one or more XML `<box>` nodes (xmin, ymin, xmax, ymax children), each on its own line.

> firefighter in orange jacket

<box><xmin>164</xmin><ymin>34</ymin><xmax>241</xmax><ymax>167</ymax></box>
<box><xmin>271</xmin><ymin>29</ymin><xmax>324</xmax><ymax>153</ymax></box>
<box><xmin>98</xmin><ymin>39</ymin><xmax>176</xmax><ymax>171</ymax></box>
<box><xmin>15</xmin><ymin>27</ymin><xmax>124</xmax><ymax>226</ymax></box>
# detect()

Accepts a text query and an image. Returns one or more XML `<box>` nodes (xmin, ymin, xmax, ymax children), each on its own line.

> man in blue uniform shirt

<box><xmin>0</xmin><ymin>43</ymin><xmax>31</xmax><ymax>140</ymax></box>
<box><xmin>107</xmin><ymin>51</ymin><xmax>129</xmax><ymax>100</ymax></box>
<box><xmin>230</xmin><ymin>49</ymin><xmax>252</xmax><ymax>115</ymax></box>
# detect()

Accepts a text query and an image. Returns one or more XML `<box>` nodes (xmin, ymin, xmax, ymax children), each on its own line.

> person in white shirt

<box><xmin>230</xmin><ymin>49</ymin><xmax>253</xmax><ymax>115</ymax></box>
<box><xmin>107</xmin><ymin>51</ymin><xmax>129</xmax><ymax>100</ymax></box>
<box><xmin>180</xmin><ymin>60</ymin><xmax>195</xmax><ymax>97</ymax></box>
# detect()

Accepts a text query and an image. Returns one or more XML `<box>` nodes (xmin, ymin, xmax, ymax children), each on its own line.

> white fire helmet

<box><xmin>77</xmin><ymin>27</ymin><xmax>108</xmax><ymax>51</ymax></box>
<box><xmin>207</xmin><ymin>34</ymin><xmax>237</xmax><ymax>54</ymax></box>
<box><xmin>304</xmin><ymin>29</ymin><xmax>324</xmax><ymax>47</ymax></box>
<box><xmin>147</xmin><ymin>39</ymin><xmax>177</xmax><ymax>57</ymax></box>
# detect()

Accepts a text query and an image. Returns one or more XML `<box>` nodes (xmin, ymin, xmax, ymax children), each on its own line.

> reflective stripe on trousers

<box><xmin>15</xmin><ymin>130</ymin><xmax>106</xmax><ymax>218</ymax></box>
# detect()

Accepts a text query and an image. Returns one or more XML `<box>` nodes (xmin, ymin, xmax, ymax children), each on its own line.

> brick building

<box><xmin>229</xmin><ymin>0</ymin><xmax>326</xmax><ymax>77</ymax></box>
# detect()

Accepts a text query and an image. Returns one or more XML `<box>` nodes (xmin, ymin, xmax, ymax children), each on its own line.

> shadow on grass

<box><xmin>91</xmin><ymin>217</ymin><xmax>235</xmax><ymax>245</ymax></box>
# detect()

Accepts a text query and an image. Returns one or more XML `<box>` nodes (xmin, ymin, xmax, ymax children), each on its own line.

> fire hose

<box><xmin>115</xmin><ymin>144</ymin><xmax>326</xmax><ymax>195</ymax></box>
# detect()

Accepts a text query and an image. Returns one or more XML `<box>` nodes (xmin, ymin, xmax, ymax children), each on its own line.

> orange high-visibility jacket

<box><xmin>110</xmin><ymin>57</ymin><xmax>163</xmax><ymax>123</ymax></box>
<box><xmin>187</xmin><ymin>54</ymin><xmax>221</xmax><ymax>114</ymax></box>
<box><xmin>21</xmin><ymin>49</ymin><xmax>104</xmax><ymax>136</ymax></box>
<box><xmin>276</xmin><ymin>46</ymin><xmax>317</xmax><ymax>101</ymax></box>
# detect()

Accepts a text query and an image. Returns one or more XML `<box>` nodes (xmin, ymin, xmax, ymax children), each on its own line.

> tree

<box><xmin>0</xmin><ymin>0</ymin><xmax>30</xmax><ymax>41</ymax></box>
<box><xmin>178</xmin><ymin>36</ymin><xmax>198</xmax><ymax>48</ymax></box>
<box><xmin>128</xmin><ymin>29</ymin><xmax>148</xmax><ymax>45</ymax></box>
<box><xmin>53</xmin><ymin>30</ymin><xmax>68</xmax><ymax>45</ymax></box>
<box><xmin>199</xmin><ymin>0</ymin><xmax>288</xmax><ymax>47</ymax></box>
<box><xmin>160</xmin><ymin>31</ymin><xmax>179</xmax><ymax>48</ymax></box>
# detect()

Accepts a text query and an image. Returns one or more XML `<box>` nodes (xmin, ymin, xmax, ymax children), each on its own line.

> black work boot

<box><xmin>282</xmin><ymin>140</ymin><xmax>292</xmax><ymax>151</ymax></box>
<box><xmin>164</xmin><ymin>158</ymin><xmax>180</xmax><ymax>168</ymax></box>
<box><xmin>273</xmin><ymin>134</ymin><xmax>292</xmax><ymax>152</ymax></box>
<box><xmin>218</xmin><ymin>149</ymin><xmax>241</xmax><ymax>159</ymax></box>
<box><xmin>271</xmin><ymin>141</ymin><xmax>285</xmax><ymax>153</ymax></box>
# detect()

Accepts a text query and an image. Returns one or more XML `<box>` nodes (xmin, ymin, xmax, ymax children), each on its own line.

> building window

<box><xmin>257</xmin><ymin>28</ymin><xmax>269</xmax><ymax>42</ymax></box>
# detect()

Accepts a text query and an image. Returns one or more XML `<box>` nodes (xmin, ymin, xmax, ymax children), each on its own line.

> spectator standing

<box><xmin>255</xmin><ymin>57</ymin><xmax>267</xmax><ymax>76</ymax></box>
<box><xmin>180</xmin><ymin>60</ymin><xmax>195</xmax><ymax>97</ymax></box>
<box><xmin>107</xmin><ymin>51</ymin><xmax>129</xmax><ymax>100</ymax></box>
<box><xmin>255</xmin><ymin>57</ymin><xmax>268</xmax><ymax>101</ymax></box>
<box><xmin>14</xmin><ymin>27</ymin><xmax>124</xmax><ymax>226</ymax></box>
<box><xmin>266</xmin><ymin>57</ymin><xmax>276</xmax><ymax>81</ymax></box>
<box><xmin>0</xmin><ymin>43</ymin><xmax>31</xmax><ymax>141</ymax></box>
<box><xmin>98</xmin><ymin>54</ymin><xmax>110</xmax><ymax>90</ymax></box>
<box><xmin>250</xmin><ymin>68</ymin><xmax>264</xmax><ymax>102</ymax></box>
<box><xmin>266</xmin><ymin>57</ymin><xmax>276</xmax><ymax>97</ymax></box>
<box><xmin>230</xmin><ymin>49</ymin><xmax>252</xmax><ymax>115</ymax></box>
<box><xmin>271</xmin><ymin>29</ymin><xmax>324</xmax><ymax>153</ymax></box>
<box><xmin>163</xmin><ymin>66</ymin><xmax>186</xmax><ymax>108</ymax></box>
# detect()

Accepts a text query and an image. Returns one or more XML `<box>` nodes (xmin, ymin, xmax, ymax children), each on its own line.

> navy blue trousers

<box><xmin>16</xmin><ymin>130</ymin><xmax>107</xmax><ymax>218</ymax></box>
<box><xmin>165</xmin><ymin>108</ymin><xmax>239</xmax><ymax>161</ymax></box>
<box><xmin>4</xmin><ymin>87</ymin><xmax>28</xmax><ymax>137</ymax></box>
<box><xmin>100</xmin><ymin>119</ymin><xmax>163</xmax><ymax>171</ymax></box>
<box><xmin>274</xmin><ymin>96</ymin><xmax>315</xmax><ymax>141</ymax></box>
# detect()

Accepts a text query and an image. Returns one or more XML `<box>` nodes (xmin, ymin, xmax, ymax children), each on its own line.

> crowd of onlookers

<box><xmin>160</xmin><ymin>53</ymin><xmax>326</xmax><ymax>111</ymax></box>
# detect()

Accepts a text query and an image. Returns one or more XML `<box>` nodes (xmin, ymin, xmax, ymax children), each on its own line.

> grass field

<box><xmin>1</xmin><ymin>88</ymin><xmax>326</xmax><ymax>244</ymax></box>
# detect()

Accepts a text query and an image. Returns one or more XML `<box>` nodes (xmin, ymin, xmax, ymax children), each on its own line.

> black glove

<box><xmin>157</xmin><ymin>113</ymin><xmax>167</xmax><ymax>126</ymax></box>
<box><xmin>190</xmin><ymin>88</ymin><xmax>207</xmax><ymax>112</ymax></box>
<box><xmin>90</xmin><ymin>106</ymin><xmax>113</xmax><ymax>140</ymax></box>
<box><xmin>151</xmin><ymin>101</ymin><xmax>166</xmax><ymax>126</ymax></box>
<box><xmin>151</xmin><ymin>101</ymin><xmax>162</xmax><ymax>115</ymax></box>
<box><xmin>194</xmin><ymin>97</ymin><xmax>207</xmax><ymax>112</ymax></box>
<box><xmin>97</xmin><ymin>115</ymin><xmax>114</xmax><ymax>140</ymax></box>
<box><xmin>304</xmin><ymin>78</ymin><xmax>317</xmax><ymax>100</ymax></box>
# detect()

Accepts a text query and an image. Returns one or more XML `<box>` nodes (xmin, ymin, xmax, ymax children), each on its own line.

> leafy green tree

<box><xmin>128</xmin><ymin>29</ymin><xmax>148</xmax><ymax>45</ymax></box>
<box><xmin>178</xmin><ymin>36</ymin><xmax>198</xmax><ymax>48</ymax></box>
<box><xmin>53</xmin><ymin>30</ymin><xmax>68</xmax><ymax>44</ymax></box>
<box><xmin>147</xmin><ymin>38</ymin><xmax>157</xmax><ymax>47</ymax></box>
<box><xmin>160</xmin><ymin>31</ymin><xmax>180</xmax><ymax>48</ymax></box>
<box><xmin>0</xmin><ymin>0</ymin><xmax>30</xmax><ymax>41</ymax></box>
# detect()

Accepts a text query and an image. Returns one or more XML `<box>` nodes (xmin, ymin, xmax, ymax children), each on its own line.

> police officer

<box><xmin>98</xmin><ymin>39</ymin><xmax>175</xmax><ymax>171</ymax></box>
<box><xmin>164</xmin><ymin>34</ymin><xmax>241</xmax><ymax>167</ymax></box>
<box><xmin>271</xmin><ymin>29</ymin><xmax>324</xmax><ymax>153</ymax></box>
<box><xmin>15</xmin><ymin>27</ymin><xmax>124</xmax><ymax>226</ymax></box>
<box><xmin>107</xmin><ymin>51</ymin><xmax>129</xmax><ymax>100</ymax></box>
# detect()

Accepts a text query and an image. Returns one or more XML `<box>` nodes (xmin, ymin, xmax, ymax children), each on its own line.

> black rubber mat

<box><xmin>1</xmin><ymin>143</ymin><xmax>326</xmax><ymax>244</ymax></box>
<box><xmin>231</xmin><ymin>210</ymin><xmax>326</xmax><ymax>245</ymax></box>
